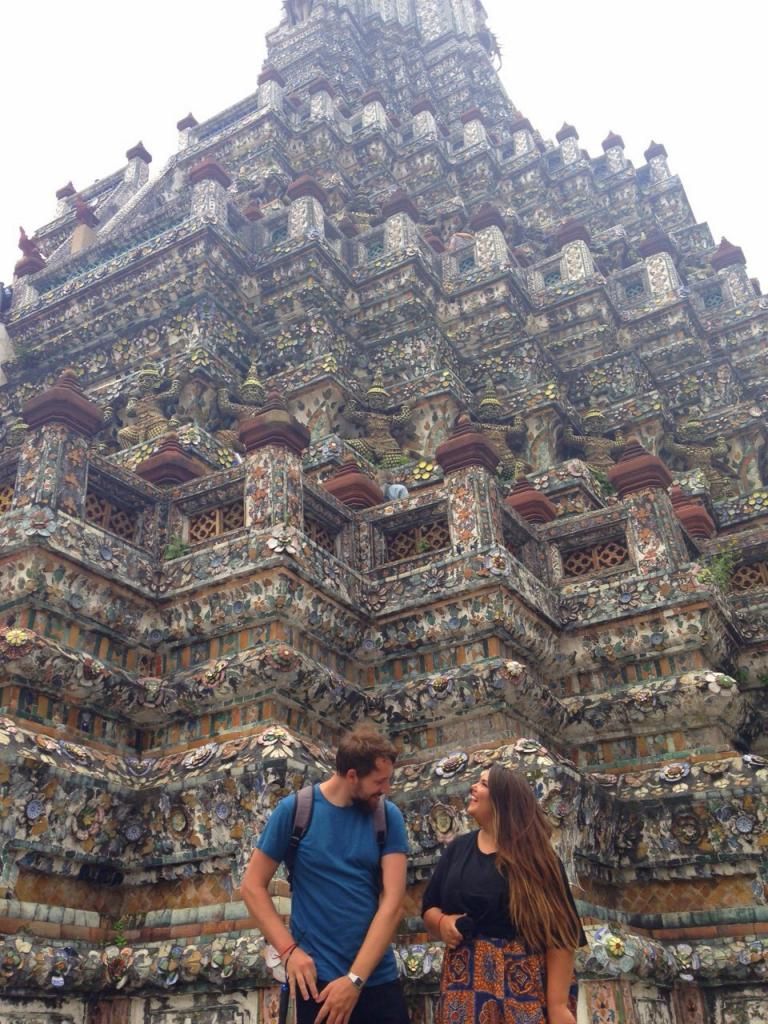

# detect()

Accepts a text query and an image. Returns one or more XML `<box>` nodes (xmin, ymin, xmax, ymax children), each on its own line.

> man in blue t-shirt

<box><xmin>242</xmin><ymin>724</ymin><xmax>410</xmax><ymax>1024</ymax></box>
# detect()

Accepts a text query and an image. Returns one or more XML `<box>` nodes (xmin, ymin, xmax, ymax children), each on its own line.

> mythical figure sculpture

<box><xmin>0</xmin><ymin>417</ymin><xmax>28</xmax><ymax>454</ymax></box>
<box><xmin>284</xmin><ymin>0</ymin><xmax>314</xmax><ymax>25</ymax></box>
<box><xmin>563</xmin><ymin>408</ymin><xmax>626</xmax><ymax>474</ymax></box>
<box><xmin>662</xmin><ymin>410</ymin><xmax>739</xmax><ymax>499</ymax></box>
<box><xmin>18</xmin><ymin>227</ymin><xmax>44</xmax><ymax>262</ymax></box>
<box><xmin>215</xmin><ymin>362</ymin><xmax>266</xmax><ymax>452</ymax></box>
<box><xmin>471</xmin><ymin>381</ymin><xmax>528</xmax><ymax>479</ymax></box>
<box><xmin>115</xmin><ymin>363</ymin><xmax>183</xmax><ymax>450</ymax></box>
<box><xmin>345</xmin><ymin>370</ymin><xmax>416</xmax><ymax>468</ymax></box>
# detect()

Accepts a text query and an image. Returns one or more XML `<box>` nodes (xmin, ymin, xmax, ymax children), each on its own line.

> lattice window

<box><xmin>702</xmin><ymin>286</ymin><xmax>724</xmax><ymax>310</ymax></box>
<box><xmin>731</xmin><ymin>561</ymin><xmax>768</xmax><ymax>592</ymax></box>
<box><xmin>0</xmin><ymin>483</ymin><xmax>13</xmax><ymax>515</ymax></box>
<box><xmin>188</xmin><ymin>500</ymin><xmax>245</xmax><ymax>544</ymax></box>
<box><xmin>384</xmin><ymin>519</ymin><xmax>450</xmax><ymax>562</ymax></box>
<box><xmin>459</xmin><ymin>252</ymin><xmax>476</xmax><ymax>273</ymax></box>
<box><xmin>271</xmin><ymin>225</ymin><xmax>288</xmax><ymax>244</ymax></box>
<box><xmin>304</xmin><ymin>516</ymin><xmax>337</xmax><ymax>555</ymax></box>
<box><xmin>562</xmin><ymin>538</ymin><xmax>629</xmax><ymax>579</ymax></box>
<box><xmin>85</xmin><ymin>491</ymin><xmax>137</xmax><ymax>543</ymax></box>
<box><xmin>367</xmin><ymin>239</ymin><xmax>385</xmax><ymax>261</ymax></box>
<box><xmin>543</xmin><ymin>267</ymin><xmax>562</xmax><ymax>287</ymax></box>
<box><xmin>623</xmin><ymin>276</ymin><xmax>645</xmax><ymax>300</ymax></box>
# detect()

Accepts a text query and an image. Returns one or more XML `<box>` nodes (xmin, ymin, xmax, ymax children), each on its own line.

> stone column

<box><xmin>644</xmin><ymin>140</ymin><xmax>671</xmax><ymax>182</ymax></box>
<box><xmin>412</xmin><ymin>98</ymin><xmax>438</xmax><ymax>140</ymax></box>
<box><xmin>461</xmin><ymin>106</ymin><xmax>487</xmax><ymax>147</ymax></box>
<box><xmin>435</xmin><ymin>415</ymin><xmax>503</xmax><ymax>551</ymax></box>
<box><xmin>469</xmin><ymin>205</ymin><xmax>508</xmax><ymax>271</ymax></box>
<box><xmin>257</xmin><ymin>67</ymin><xmax>285</xmax><ymax>113</ymax></box>
<box><xmin>239</xmin><ymin>391</ymin><xmax>310</xmax><ymax>537</ymax></box>
<box><xmin>16</xmin><ymin>370</ymin><xmax>103</xmax><ymax>518</ymax></box>
<box><xmin>176</xmin><ymin>113</ymin><xmax>199</xmax><ymax>151</ymax></box>
<box><xmin>286</xmin><ymin>175</ymin><xmax>328</xmax><ymax>240</ymax></box>
<box><xmin>189</xmin><ymin>159</ymin><xmax>232</xmax><ymax>224</ymax></box>
<box><xmin>601</xmin><ymin>131</ymin><xmax>626</xmax><ymax>173</ymax></box>
<box><xmin>556</xmin><ymin>123</ymin><xmax>580</xmax><ymax>165</ymax></box>
<box><xmin>637</xmin><ymin>232</ymin><xmax>681</xmax><ymax>298</ymax></box>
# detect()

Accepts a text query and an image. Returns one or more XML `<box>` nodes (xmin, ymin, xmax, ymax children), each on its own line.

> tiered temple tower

<box><xmin>0</xmin><ymin>1</ymin><xmax>766</xmax><ymax>1022</ymax></box>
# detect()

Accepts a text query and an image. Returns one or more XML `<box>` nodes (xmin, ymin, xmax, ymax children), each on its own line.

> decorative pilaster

<box><xmin>309</xmin><ymin>77</ymin><xmax>335</xmax><ymax>121</ymax></box>
<box><xmin>286</xmin><ymin>175</ymin><xmax>328</xmax><ymax>240</ymax></box>
<box><xmin>382</xmin><ymin>192</ymin><xmax>420</xmax><ymax>252</ymax></box>
<box><xmin>644</xmin><ymin>140</ymin><xmax>670</xmax><ymax>182</ymax></box>
<box><xmin>176</xmin><ymin>113</ymin><xmax>199</xmax><ymax>151</ymax></box>
<box><xmin>436</xmin><ymin>415</ymin><xmax>503</xmax><ymax>550</ymax></box>
<box><xmin>239</xmin><ymin>391</ymin><xmax>310</xmax><ymax>532</ymax></box>
<box><xmin>509</xmin><ymin>117</ymin><xmax>534</xmax><ymax>156</ymax></box>
<box><xmin>469</xmin><ymin>205</ymin><xmax>508</xmax><ymax>270</ymax></box>
<box><xmin>361</xmin><ymin>90</ymin><xmax>387</xmax><ymax>131</ymax></box>
<box><xmin>412</xmin><ymin>98</ymin><xmax>438</xmax><ymax>140</ymax></box>
<box><xmin>124</xmin><ymin>141</ymin><xmax>152</xmax><ymax>189</ymax></box>
<box><xmin>711</xmin><ymin>238</ymin><xmax>754</xmax><ymax>305</ymax></box>
<box><xmin>602</xmin><ymin>131</ymin><xmax>626</xmax><ymax>173</ymax></box>
<box><xmin>556</xmin><ymin>123</ymin><xmax>580</xmax><ymax>165</ymax></box>
<box><xmin>189</xmin><ymin>159</ymin><xmax>232</xmax><ymax>224</ymax></box>
<box><xmin>461</xmin><ymin>107</ymin><xmax>487</xmax><ymax>147</ymax></box>
<box><xmin>554</xmin><ymin>222</ymin><xmax>594</xmax><ymax>282</ymax></box>
<box><xmin>16</xmin><ymin>370</ymin><xmax>103</xmax><ymax>518</ymax></box>
<box><xmin>257</xmin><ymin>67</ymin><xmax>285</xmax><ymax>113</ymax></box>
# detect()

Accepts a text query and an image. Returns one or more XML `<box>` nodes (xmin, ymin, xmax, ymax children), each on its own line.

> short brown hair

<box><xmin>336</xmin><ymin>723</ymin><xmax>397</xmax><ymax>777</ymax></box>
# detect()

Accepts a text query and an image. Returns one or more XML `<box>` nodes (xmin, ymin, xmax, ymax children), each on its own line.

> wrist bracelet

<box><xmin>284</xmin><ymin>947</ymin><xmax>297</xmax><ymax>968</ymax></box>
<box><xmin>278</xmin><ymin>941</ymin><xmax>297</xmax><ymax>960</ymax></box>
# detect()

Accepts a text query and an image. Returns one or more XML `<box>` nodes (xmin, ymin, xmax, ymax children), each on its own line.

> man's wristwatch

<box><xmin>346</xmin><ymin>972</ymin><xmax>364</xmax><ymax>990</ymax></box>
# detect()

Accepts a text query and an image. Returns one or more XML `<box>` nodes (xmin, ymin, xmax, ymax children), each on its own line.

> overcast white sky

<box><xmin>1</xmin><ymin>0</ymin><xmax>765</xmax><ymax>287</ymax></box>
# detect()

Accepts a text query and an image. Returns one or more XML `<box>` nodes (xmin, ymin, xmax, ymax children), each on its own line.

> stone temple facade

<box><xmin>0</xmin><ymin>1</ymin><xmax>767</xmax><ymax>1021</ymax></box>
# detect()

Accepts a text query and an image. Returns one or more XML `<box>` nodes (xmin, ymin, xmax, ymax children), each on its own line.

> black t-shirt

<box><xmin>422</xmin><ymin>830</ymin><xmax>587</xmax><ymax>945</ymax></box>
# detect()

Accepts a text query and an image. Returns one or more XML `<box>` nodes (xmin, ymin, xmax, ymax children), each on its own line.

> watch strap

<box><xmin>346</xmin><ymin>972</ymin><xmax>364</xmax><ymax>989</ymax></box>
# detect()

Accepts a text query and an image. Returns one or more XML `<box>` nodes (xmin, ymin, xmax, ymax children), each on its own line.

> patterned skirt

<box><xmin>436</xmin><ymin>937</ymin><xmax>578</xmax><ymax>1024</ymax></box>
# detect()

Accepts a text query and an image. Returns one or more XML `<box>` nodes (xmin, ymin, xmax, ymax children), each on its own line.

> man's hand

<box><xmin>286</xmin><ymin>947</ymin><xmax>319</xmax><ymax>1002</ymax></box>
<box><xmin>313</xmin><ymin>975</ymin><xmax>361</xmax><ymax>1024</ymax></box>
<box><xmin>438</xmin><ymin>913</ymin><xmax>464</xmax><ymax>949</ymax></box>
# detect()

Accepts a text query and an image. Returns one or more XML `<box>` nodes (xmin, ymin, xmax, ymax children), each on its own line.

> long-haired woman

<box><xmin>422</xmin><ymin>764</ymin><xmax>585</xmax><ymax>1024</ymax></box>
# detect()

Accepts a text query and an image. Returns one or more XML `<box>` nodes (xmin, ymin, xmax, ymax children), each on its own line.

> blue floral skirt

<box><xmin>436</xmin><ymin>936</ymin><xmax>577</xmax><ymax>1024</ymax></box>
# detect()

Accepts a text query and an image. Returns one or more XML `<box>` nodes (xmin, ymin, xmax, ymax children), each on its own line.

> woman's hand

<box><xmin>547</xmin><ymin>1003</ymin><xmax>576</xmax><ymax>1024</ymax></box>
<box><xmin>438</xmin><ymin>914</ymin><xmax>465</xmax><ymax>950</ymax></box>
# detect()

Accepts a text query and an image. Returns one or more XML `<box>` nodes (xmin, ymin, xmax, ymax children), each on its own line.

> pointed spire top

<box><xmin>601</xmin><ymin>131</ymin><xmax>624</xmax><ymax>151</ymax></box>
<box><xmin>644</xmin><ymin>141</ymin><xmax>668</xmax><ymax>161</ymax></box>
<box><xmin>556</xmin><ymin>122</ymin><xmax>578</xmax><ymax>143</ymax></box>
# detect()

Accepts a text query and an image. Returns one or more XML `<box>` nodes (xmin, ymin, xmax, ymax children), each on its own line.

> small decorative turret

<box><xmin>237</xmin><ymin>390</ymin><xmax>310</xmax><ymax>456</ymax></box>
<box><xmin>322</xmin><ymin>455</ymin><xmax>385</xmax><ymax>509</ymax></box>
<box><xmin>14</xmin><ymin>227</ymin><xmax>46</xmax><ymax>277</ymax></box>
<box><xmin>435</xmin><ymin>414</ymin><xmax>500</xmax><ymax>475</ymax></box>
<box><xmin>22</xmin><ymin>369</ymin><xmax>103</xmax><ymax>436</ymax></box>
<box><xmin>608</xmin><ymin>435</ymin><xmax>673</xmax><ymax>498</ymax></box>
<box><xmin>669</xmin><ymin>485</ymin><xmax>716</xmax><ymax>540</ymax></box>
<box><xmin>505</xmin><ymin>476</ymin><xmax>557</xmax><ymax>525</ymax></box>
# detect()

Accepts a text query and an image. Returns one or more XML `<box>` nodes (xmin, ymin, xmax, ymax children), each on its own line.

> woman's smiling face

<box><xmin>467</xmin><ymin>768</ymin><xmax>492</xmax><ymax>826</ymax></box>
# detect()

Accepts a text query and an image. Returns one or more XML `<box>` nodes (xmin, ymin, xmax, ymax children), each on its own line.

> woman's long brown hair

<box><xmin>488</xmin><ymin>764</ymin><xmax>581</xmax><ymax>951</ymax></box>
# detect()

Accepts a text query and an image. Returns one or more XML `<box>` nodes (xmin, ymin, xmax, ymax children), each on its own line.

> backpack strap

<box><xmin>373</xmin><ymin>797</ymin><xmax>387</xmax><ymax>850</ymax></box>
<box><xmin>285</xmin><ymin>784</ymin><xmax>314</xmax><ymax>888</ymax></box>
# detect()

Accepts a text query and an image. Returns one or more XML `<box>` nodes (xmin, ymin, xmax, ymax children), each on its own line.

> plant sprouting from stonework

<box><xmin>163</xmin><ymin>535</ymin><xmax>190</xmax><ymax>560</ymax></box>
<box><xmin>112</xmin><ymin>917</ymin><xmax>127</xmax><ymax>948</ymax></box>
<box><xmin>698</xmin><ymin>544</ymin><xmax>740</xmax><ymax>591</ymax></box>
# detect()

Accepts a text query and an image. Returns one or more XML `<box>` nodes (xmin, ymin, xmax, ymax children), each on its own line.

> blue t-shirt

<box><xmin>257</xmin><ymin>786</ymin><xmax>409</xmax><ymax>985</ymax></box>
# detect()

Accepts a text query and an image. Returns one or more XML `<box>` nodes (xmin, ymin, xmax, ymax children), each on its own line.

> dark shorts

<box><xmin>296</xmin><ymin>978</ymin><xmax>409</xmax><ymax>1024</ymax></box>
